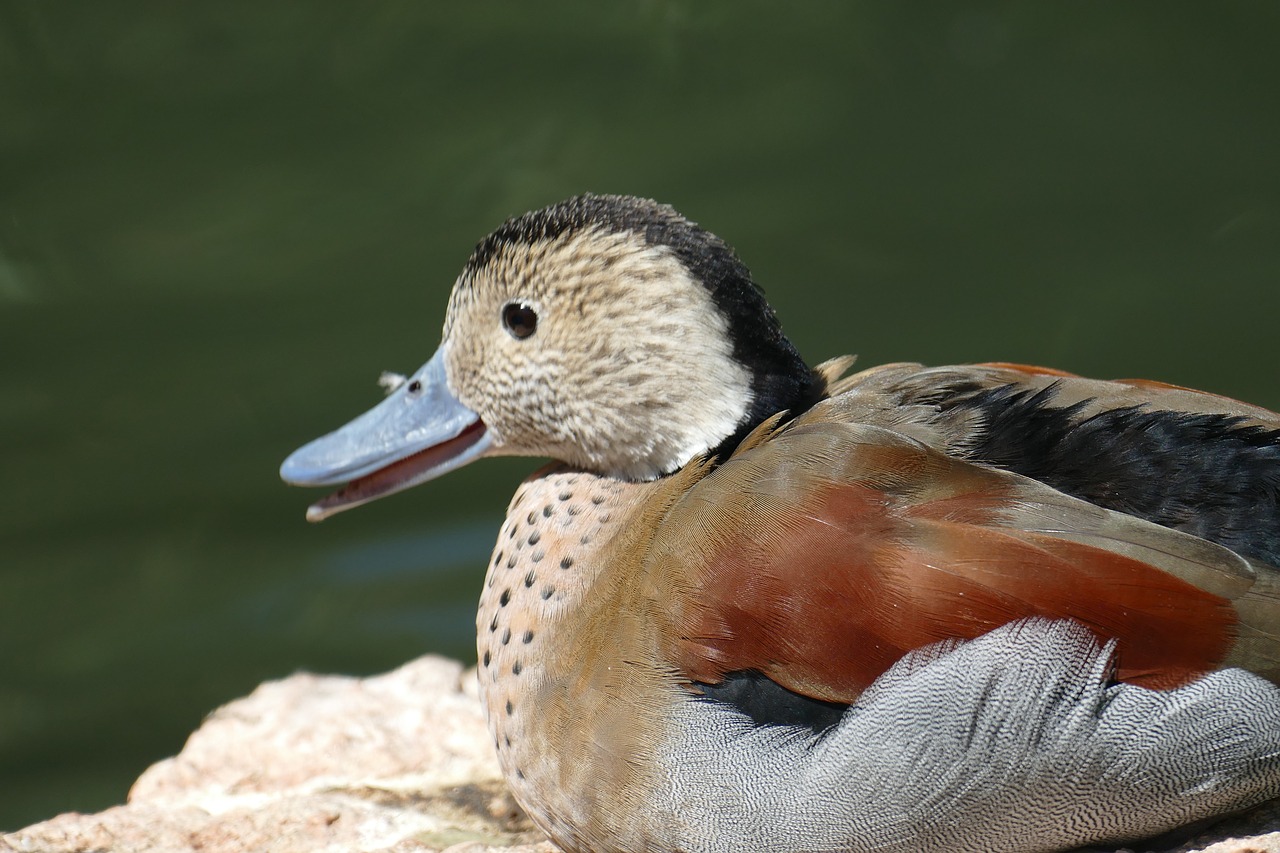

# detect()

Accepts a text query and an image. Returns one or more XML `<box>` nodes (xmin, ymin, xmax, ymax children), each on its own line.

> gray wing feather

<box><xmin>653</xmin><ymin>619</ymin><xmax>1280</xmax><ymax>852</ymax></box>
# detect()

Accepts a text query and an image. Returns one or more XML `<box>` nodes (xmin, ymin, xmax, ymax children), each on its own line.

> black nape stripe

<box><xmin>948</xmin><ymin>384</ymin><xmax>1280</xmax><ymax>566</ymax></box>
<box><xmin>698</xmin><ymin>670</ymin><xmax>848</xmax><ymax>735</ymax></box>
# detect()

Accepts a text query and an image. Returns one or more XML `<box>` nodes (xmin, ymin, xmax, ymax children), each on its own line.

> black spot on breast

<box><xmin>499</xmin><ymin>589</ymin><xmax>511</xmax><ymax>607</ymax></box>
<box><xmin>512</xmin><ymin>661</ymin><xmax>523</xmax><ymax>676</ymax></box>
<box><xmin>506</xmin><ymin>555</ymin><xmax>516</xmax><ymax>569</ymax></box>
<box><xmin>541</xmin><ymin>586</ymin><xmax>555</xmax><ymax>600</ymax></box>
<box><xmin>560</xmin><ymin>556</ymin><xmax>574</xmax><ymax>570</ymax></box>
<box><xmin>483</xmin><ymin>650</ymin><xmax>491</xmax><ymax>667</ymax></box>
<box><xmin>524</xmin><ymin>570</ymin><xmax>536</xmax><ymax>588</ymax></box>
<box><xmin>501</xmin><ymin>627</ymin><xmax>511</xmax><ymax>645</ymax></box>
<box><xmin>506</xmin><ymin>700</ymin><xmax>513</xmax><ymax>716</ymax></box>
<box><xmin>489</xmin><ymin>615</ymin><xmax>498</xmax><ymax>632</ymax></box>
<box><xmin>528</xmin><ymin>530</ymin><xmax>541</xmax><ymax>546</ymax></box>
<box><xmin>523</xmin><ymin>630</ymin><xmax>534</xmax><ymax>644</ymax></box>
<box><xmin>591</xmin><ymin>495</ymin><xmax>605</xmax><ymax>505</ymax></box>
<box><xmin>542</xmin><ymin>504</ymin><xmax>554</xmax><ymax>518</ymax></box>
<box><xmin>698</xmin><ymin>670</ymin><xmax>847</xmax><ymax>735</ymax></box>
<box><xmin>559</xmin><ymin>491</ymin><xmax>573</xmax><ymax>501</ymax></box>
<box><xmin>526</xmin><ymin>511</ymin><xmax>536</xmax><ymax>525</ymax></box>
<box><xmin>493</xmin><ymin>551</ymin><xmax>503</xmax><ymax>567</ymax></box>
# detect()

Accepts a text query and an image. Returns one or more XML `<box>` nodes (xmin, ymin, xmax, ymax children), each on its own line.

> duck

<box><xmin>280</xmin><ymin>193</ymin><xmax>1280</xmax><ymax>853</ymax></box>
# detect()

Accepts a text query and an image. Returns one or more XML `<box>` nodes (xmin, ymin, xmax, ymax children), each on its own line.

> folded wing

<box><xmin>655</xmin><ymin>410</ymin><xmax>1280</xmax><ymax>703</ymax></box>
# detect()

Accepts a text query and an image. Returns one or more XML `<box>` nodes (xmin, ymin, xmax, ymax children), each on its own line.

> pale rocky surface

<box><xmin>2</xmin><ymin>657</ymin><xmax>552</xmax><ymax>853</ymax></box>
<box><xmin>2</xmin><ymin>655</ymin><xmax>1277</xmax><ymax>853</ymax></box>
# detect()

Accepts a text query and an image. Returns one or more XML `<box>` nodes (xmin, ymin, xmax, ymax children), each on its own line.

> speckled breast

<box><xmin>475</xmin><ymin>465</ymin><xmax>664</xmax><ymax>850</ymax></box>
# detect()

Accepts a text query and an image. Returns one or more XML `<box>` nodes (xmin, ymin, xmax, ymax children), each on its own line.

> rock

<box><xmin>2</xmin><ymin>655</ymin><xmax>1276</xmax><ymax>853</ymax></box>
<box><xmin>2</xmin><ymin>656</ymin><xmax>551</xmax><ymax>853</ymax></box>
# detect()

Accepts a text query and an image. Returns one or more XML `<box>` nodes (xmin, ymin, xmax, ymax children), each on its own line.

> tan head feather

<box><xmin>440</xmin><ymin>222</ymin><xmax>753</xmax><ymax>479</ymax></box>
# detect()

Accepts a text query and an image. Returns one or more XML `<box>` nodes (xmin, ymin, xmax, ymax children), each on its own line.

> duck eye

<box><xmin>502</xmin><ymin>302</ymin><xmax>538</xmax><ymax>339</ymax></box>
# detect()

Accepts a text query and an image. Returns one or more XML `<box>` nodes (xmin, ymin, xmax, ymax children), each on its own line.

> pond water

<box><xmin>2</xmin><ymin>3</ymin><xmax>1278</xmax><ymax>830</ymax></box>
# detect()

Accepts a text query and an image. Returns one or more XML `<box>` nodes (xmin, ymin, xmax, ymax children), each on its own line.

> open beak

<box><xmin>279</xmin><ymin>347</ymin><xmax>492</xmax><ymax>521</ymax></box>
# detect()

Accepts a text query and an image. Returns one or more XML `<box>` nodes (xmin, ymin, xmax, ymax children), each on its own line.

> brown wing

<box><xmin>826</xmin><ymin>360</ymin><xmax>1280</xmax><ymax>440</ymax></box>
<box><xmin>653</xmin><ymin>417</ymin><xmax>1278</xmax><ymax>704</ymax></box>
<box><xmin>820</xmin><ymin>360</ymin><xmax>1280</xmax><ymax>570</ymax></box>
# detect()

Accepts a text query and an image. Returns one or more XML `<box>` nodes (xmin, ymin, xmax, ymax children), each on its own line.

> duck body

<box><xmin>282</xmin><ymin>195</ymin><xmax>1280</xmax><ymax>852</ymax></box>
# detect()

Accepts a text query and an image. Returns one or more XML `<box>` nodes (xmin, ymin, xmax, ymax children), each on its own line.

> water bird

<box><xmin>282</xmin><ymin>194</ymin><xmax>1280</xmax><ymax>852</ymax></box>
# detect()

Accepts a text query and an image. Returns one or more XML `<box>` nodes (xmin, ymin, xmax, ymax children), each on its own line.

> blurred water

<box><xmin>2</xmin><ymin>2</ymin><xmax>1278</xmax><ymax>830</ymax></box>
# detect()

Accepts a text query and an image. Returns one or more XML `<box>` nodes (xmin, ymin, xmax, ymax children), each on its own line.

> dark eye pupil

<box><xmin>503</xmin><ymin>303</ymin><xmax>538</xmax><ymax>339</ymax></box>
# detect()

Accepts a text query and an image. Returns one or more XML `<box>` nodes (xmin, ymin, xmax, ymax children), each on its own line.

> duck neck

<box><xmin>677</xmin><ymin>239</ymin><xmax>828</xmax><ymax>462</ymax></box>
<box><xmin>707</xmin><ymin>349</ymin><xmax>827</xmax><ymax>463</ymax></box>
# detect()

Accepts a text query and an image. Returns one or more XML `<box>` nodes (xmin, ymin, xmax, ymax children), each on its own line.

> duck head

<box><xmin>281</xmin><ymin>194</ymin><xmax>824</xmax><ymax>520</ymax></box>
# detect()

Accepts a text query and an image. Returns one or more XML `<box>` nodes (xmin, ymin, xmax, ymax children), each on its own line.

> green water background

<box><xmin>3</xmin><ymin>2</ymin><xmax>1278</xmax><ymax>830</ymax></box>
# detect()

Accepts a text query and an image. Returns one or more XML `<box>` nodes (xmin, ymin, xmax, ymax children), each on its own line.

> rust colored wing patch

<box><xmin>657</xmin><ymin>421</ymin><xmax>1242</xmax><ymax>704</ymax></box>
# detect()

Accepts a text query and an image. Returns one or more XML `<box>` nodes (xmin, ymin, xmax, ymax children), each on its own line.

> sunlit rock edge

<box><xmin>0</xmin><ymin>656</ymin><xmax>1276</xmax><ymax>853</ymax></box>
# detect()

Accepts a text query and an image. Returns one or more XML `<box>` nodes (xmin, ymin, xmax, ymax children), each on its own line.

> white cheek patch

<box><xmin>555</xmin><ymin>244</ymin><xmax>752</xmax><ymax>478</ymax></box>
